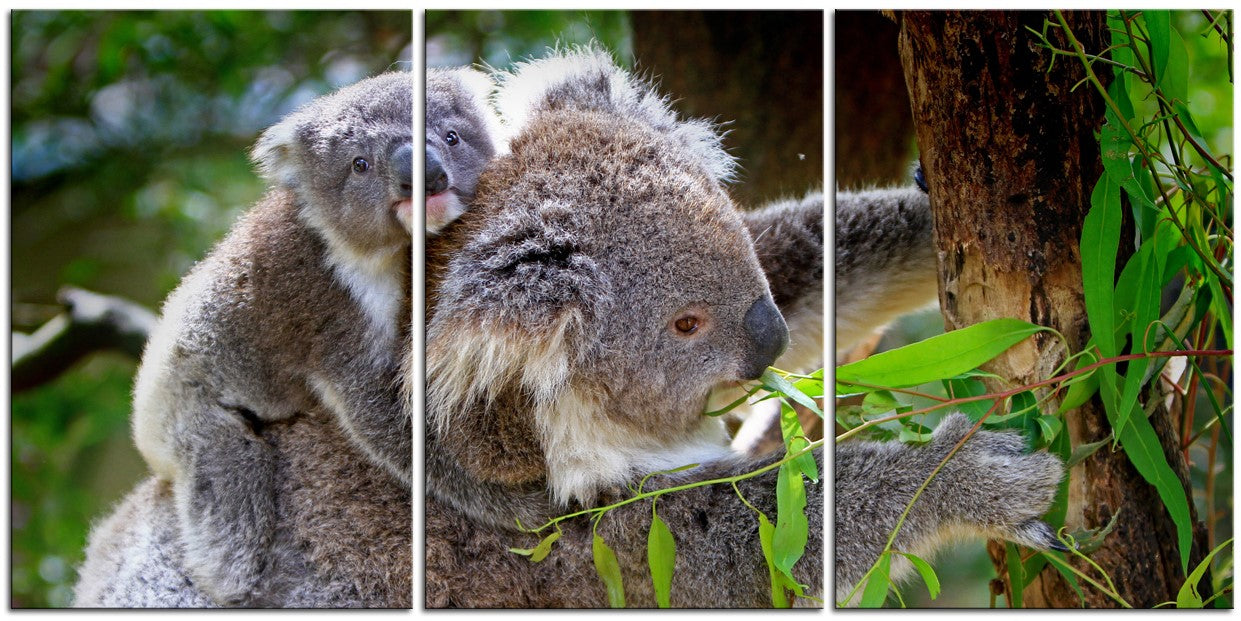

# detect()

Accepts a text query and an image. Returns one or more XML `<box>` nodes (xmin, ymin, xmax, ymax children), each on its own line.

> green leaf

<box><xmin>944</xmin><ymin>377</ymin><xmax>995</xmax><ymax>419</ymax></box>
<box><xmin>772</xmin><ymin>461</ymin><xmax>808</xmax><ymax>579</ymax></box>
<box><xmin>1065</xmin><ymin>435</ymin><xmax>1111</xmax><ymax>469</ymax></box>
<box><xmin>861</xmin><ymin>390</ymin><xmax>900</xmax><ymax>416</ymax></box>
<box><xmin>859</xmin><ymin>552</ymin><xmax>891</xmax><ymax>608</ymax></box>
<box><xmin>592</xmin><ymin>533</ymin><xmax>626</xmax><ymax>608</ymax></box>
<box><xmin>1057</xmin><ymin>365</ymin><xmax>1099</xmax><ymax>414</ymax></box>
<box><xmin>779</xmin><ymin>401</ymin><xmax>819</xmax><ymax>482</ymax></box>
<box><xmin>1144</xmin><ymin>10</ymin><xmax>1171</xmax><ymax>89</ymax></box>
<box><xmin>1080</xmin><ymin>175</ymin><xmax>1123</xmax><ymax>359</ymax></box>
<box><xmin>1005</xmin><ymin>542</ymin><xmax>1024</xmax><ymax>608</ymax></box>
<box><xmin>1035</xmin><ymin>415</ymin><xmax>1063</xmax><ymax>445</ymax></box>
<box><xmin>762</xmin><ymin>368</ymin><xmax>822</xmax><ymax>417</ymax></box>
<box><xmin>508</xmin><ymin>529</ymin><xmax>561</xmax><ymax>562</ymax></box>
<box><xmin>1040</xmin><ymin>552</ymin><xmax>1087</xmax><ymax>607</ymax></box>
<box><xmin>1162</xmin><ymin>23</ymin><xmax>1189</xmax><ymax>104</ymax></box>
<box><xmin>896</xmin><ymin>551</ymin><xmax>940</xmax><ymax>600</ymax></box>
<box><xmin>1116</xmin><ymin>407</ymin><xmax>1193</xmax><ymax>572</ymax></box>
<box><xmin>1176</xmin><ymin>537</ymin><xmax>1232</xmax><ymax>608</ymax></box>
<box><xmin>836</xmin><ymin>318</ymin><xmax>1043</xmax><ymax>389</ymax></box>
<box><xmin>647</xmin><ymin>511</ymin><xmax>676</xmax><ymax>608</ymax></box>
<box><xmin>757</xmin><ymin>512</ymin><xmax>789</xmax><ymax>608</ymax></box>
<box><xmin>1115</xmin><ymin>241</ymin><xmax>1163</xmax><ymax>433</ymax></box>
<box><xmin>897</xmin><ymin>421</ymin><xmax>934</xmax><ymax>444</ymax></box>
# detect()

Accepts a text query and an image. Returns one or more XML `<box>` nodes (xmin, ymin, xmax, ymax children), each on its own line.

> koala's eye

<box><xmin>445</xmin><ymin>130</ymin><xmax>459</xmax><ymax>146</ymax></box>
<box><xmin>352</xmin><ymin>157</ymin><xmax>370</xmax><ymax>173</ymax></box>
<box><xmin>669</xmin><ymin>303</ymin><xmax>711</xmax><ymax>339</ymax></box>
<box><xmin>674</xmin><ymin>316</ymin><xmax>700</xmax><ymax>335</ymax></box>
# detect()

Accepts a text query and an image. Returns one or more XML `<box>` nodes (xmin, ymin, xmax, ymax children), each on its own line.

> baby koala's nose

<box><xmin>424</xmin><ymin>146</ymin><xmax>447</xmax><ymax>195</ymax></box>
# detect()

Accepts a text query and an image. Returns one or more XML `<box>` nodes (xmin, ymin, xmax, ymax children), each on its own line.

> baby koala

<box><xmin>130</xmin><ymin>72</ymin><xmax>413</xmax><ymax>606</ymax></box>
<box><xmin>425</xmin><ymin>66</ymin><xmax>506</xmax><ymax>234</ymax></box>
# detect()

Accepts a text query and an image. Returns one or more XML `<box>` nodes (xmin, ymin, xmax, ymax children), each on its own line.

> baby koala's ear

<box><xmin>250</xmin><ymin>115</ymin><xmax>304</xmax><ymax>189</ymax></box>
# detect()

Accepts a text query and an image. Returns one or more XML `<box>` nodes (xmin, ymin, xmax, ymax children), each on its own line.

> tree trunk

<box><xmin>631</xmin><ymin>10</ymin><xmax>822</xmax><ymax>205</ymax></box>
<box><xmin>897</xmin><ymin>10</ymin><xmax>1211</xmax><ymax>608</ymax></box>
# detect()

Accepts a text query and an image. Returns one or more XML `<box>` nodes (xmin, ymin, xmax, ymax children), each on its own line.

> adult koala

<box><xmin>424</xmin><ymin>46</ymin><xmax>825</xmax><ymax>608</ymax></box>
<box><xmin>424</xmin><ymin>46</ymin><xmax>1064</xmax><ymax>608</ymax></box>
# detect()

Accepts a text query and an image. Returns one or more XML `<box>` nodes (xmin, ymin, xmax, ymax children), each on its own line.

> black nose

<box><xmin>740</xmin><ymin>296</ymin><xmax>788</xmax><ymax>380</ymax></box>
<box><xmin>391</xmin><ymin>142</ymin><xmax>412</xmax><ymax>199</ymax></box>
<box><xmin>426</xmin><ymin>147</ymin><xmax>448</xmax><ymax>195</ymax></box>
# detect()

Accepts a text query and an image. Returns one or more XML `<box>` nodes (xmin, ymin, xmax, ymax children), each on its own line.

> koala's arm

<box><xmin>742</xmin><ymin>193</ymin><xmax>824</xmax><ymax>373</ymax></box>
<box><xmin>833</xmin><ymin>414</ymin><xmax>1064</xmax><ymax>605</ymax></box>
<box><xmin>834</xmin><ymin>187</ymin><xmax>938</xmax><ymax>354</ymax></box>
<box><xmin>608</xmin><ymin>450</ymin><xmax>825</xmax><ymax>607</ymax></box>
<box><xmin>427</xmin><ymin>448</ymin><xmax>823</xmax><ymax>608</ymax></box>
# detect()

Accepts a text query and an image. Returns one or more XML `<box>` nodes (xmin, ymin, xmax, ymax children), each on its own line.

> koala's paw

<box><xmin>932</xmin><ymin>413</ymin><xmax>1067</xmax><ymax>551</ymax></box>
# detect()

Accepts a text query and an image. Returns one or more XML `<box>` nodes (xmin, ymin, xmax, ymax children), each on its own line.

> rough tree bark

<box><xmin>631</xmin><ymin>10</ymin><xmax>822</xmax><ymax>205</ymax></box>
<box><xmin>897</xmin><ymin>10</ymin><xmax>1211</xmax><ymax>608</ymax></box>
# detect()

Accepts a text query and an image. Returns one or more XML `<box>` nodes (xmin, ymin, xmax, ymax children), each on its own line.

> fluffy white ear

<box><xmin>493</xmin><ymin>44</ymin><xmax>736</xmax><ymax>185</ymax></box>
<box><xmin>450</xmin><ymin>67</ymin><xmax>511</xmax><ymax>155</ymax></box>
<box><xmin>249</xmin><ymin>117</ymin><xmax>301</xmax><ymax>189</ymax></box>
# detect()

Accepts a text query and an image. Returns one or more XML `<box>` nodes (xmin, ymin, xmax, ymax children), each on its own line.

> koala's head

<box><xmin>427</xmin><ymin>47</ymin><xmax>787</xmax><ymax>505</ymax></box>
<box><xmin>253</xmin><ymin>72</ymin><xmax>413</xmax><ymax>257</ymax></box>
<box><xmin>425</xmin><ymin>67</ymin><xmax>507</xmax><ymax>235</ymax></box>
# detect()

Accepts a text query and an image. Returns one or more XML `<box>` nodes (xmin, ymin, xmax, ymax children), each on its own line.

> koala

<box><xmin>128</xmin><ymin>72</ymin><xmax>413</xmax><ymax>606</ymax></box>
<box><xmin>833</xmin><ymin>173</ymin><xmax>1066</xmax><ymax>603</ymax></box>
<box><xmin>424</xmin><ymin>47</ymin><xmax>822</xmax><ymax>607</ymax></box>
<box><xmin>75</xmin><ymin>404</ymin><xmax>412</xmax><ymax>608</ymax></box>
<box><xmin>426</xmin><ymin>66</ymin><xmax>506</xmax><ymax>234</ymax></box>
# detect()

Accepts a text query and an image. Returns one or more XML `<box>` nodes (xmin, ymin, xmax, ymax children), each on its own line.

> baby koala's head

<box><xmin>253</xmin><ymin>72</ymin><xmax>414</xmax><ymax>257</ymax></box>
<box><xmin>426</xmin><ymin>67</ymin><xmax>506</xmax><ymax>235</ymax></box>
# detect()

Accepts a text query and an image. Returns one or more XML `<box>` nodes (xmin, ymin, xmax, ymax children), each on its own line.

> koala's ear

<box><xmin>453</xmin><ymin>67</ymin><xmax>511</xmax><ymax>155</ymax></box>
<box><xmin>426</xmin><ymin>200</ymin><xmax>601</xmax><ymax>434</ymax></box>
<box><xmin>494</xmin><ymin>45</ymin><xmax>735</xmax><ymax>185</ymax></box>
<box><xmin>250</xmin><ymin>116</ymin><xmax>303</xmax><ymax>189</ymax></box>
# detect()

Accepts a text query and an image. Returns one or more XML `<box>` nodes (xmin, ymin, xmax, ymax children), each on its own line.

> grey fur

<box><xmin>74</xmin><ymin>408</ymin><xmax>411</xmax><ymax>608</ymax></box>
<box><xmin>122</xmin><ymin>72</ymin><xmax>413</xmax><ymax>606</ymax></box>
<box><xmin>424</xmin><ymin>47</ymin><xmax>822</xmax><ymax>607</ymax></box>
<box><xmin>835</xmin><ymin>414</ymin><xmax>1064</xmax><ymax>604</ymax></box>
<box><xmin>425</xmin><ymin>67</ymin><xmax>506</xmax><ymax>234</ymax></box>
<box><xmin>834</xmin><ymin>186</ymin><xmax>938</xmax><ymax>354</ymax></box>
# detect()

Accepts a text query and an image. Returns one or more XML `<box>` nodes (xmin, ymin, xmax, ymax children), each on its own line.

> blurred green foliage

<box><xmin>10</xmin><ymin>10</ymin><xmax>410</xmax><ymax>607</ymax></box>
<box><xmin>427</xmin><ymin>10</ymin><xmax>631</xmax><ymax>70</ymax></box>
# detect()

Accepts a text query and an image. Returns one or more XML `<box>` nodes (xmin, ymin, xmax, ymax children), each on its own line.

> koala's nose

<box><xmin>740</xmin><ymin>296</ymin><xmax>788</xmax><ymax>380</ymax></box>
<box><xmin>392</xmin><ymin>142</ymin><xmax>412</xmax><ymax>199</ymax></box>
<box><xmin>426</xmin><ymin>146</ymin><xmax>448</xmax><ymax>195</ymax></box>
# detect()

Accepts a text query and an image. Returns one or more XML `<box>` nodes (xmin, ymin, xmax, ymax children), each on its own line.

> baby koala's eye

<box><xmin>352</xmin><ymin>157</ymin><xmax>370</xmax><ymax>173</ymax></box>
<box><xmin>445</xmin><ymin>130</ymin><xmax>459</xmax><ymax>146</ymax></box>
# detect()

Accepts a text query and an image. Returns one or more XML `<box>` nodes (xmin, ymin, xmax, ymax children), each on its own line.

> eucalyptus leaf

<box><xmin>859</xmin><ymin>551</ymin><xmax>891</xmax><ymax>608</ymax></box>
<box><xmin>592</xmin><ymin>533</ymin><xmax>626</xmax><ymax>608</ymax></box>
<box><xmin>647</xmin><ymin>511</ymin><xmax>676</xmax><ymax>608</ymax></box>
<box><xmin>1116</xmin><ymin>406</ymin><xmax>1193</xmax><ymax>572</ymax></box>
<box><xmin>896</xmin><ymin>551</ymin><xmax>940</xmax><ymax>600</ymax></box>
<box><xmin>1176</xmin><ymin>538</ymin><xmax>1232</xmax><ymax>608</ymax></box>
<box><xmin>757</xmin><ymin>512</ymin><xmax>789</xmax><ymax>608</ymax></box>
<box><xmin>1005</xmin><ymin>542</ymin><xmax>1024</xmax><ymax>609</ymax></box>
<box><xmin>1041</xmin><ymin>552</ymin><xmax>1087</xmax><ymax>607</ymax></box>
<box><xmin>772</xmin><ymin>461</ymin><xmax>808</xmax><ymax>579</ymax></box>
<box><xmin>762</xmin><ymin>368</ymin><xmax>822</xmax><ymax>417</ymax></box>
<box><xmin>836</xmin><ymin>318</ymin><xmax>1043</xmax><ymax>389</ymax></box>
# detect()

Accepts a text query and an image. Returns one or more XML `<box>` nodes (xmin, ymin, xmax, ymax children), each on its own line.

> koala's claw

<box><xmin>1010</xmin><ymin>518</ymin><xmax>1069</xmax><ymax>552</ymax></box>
